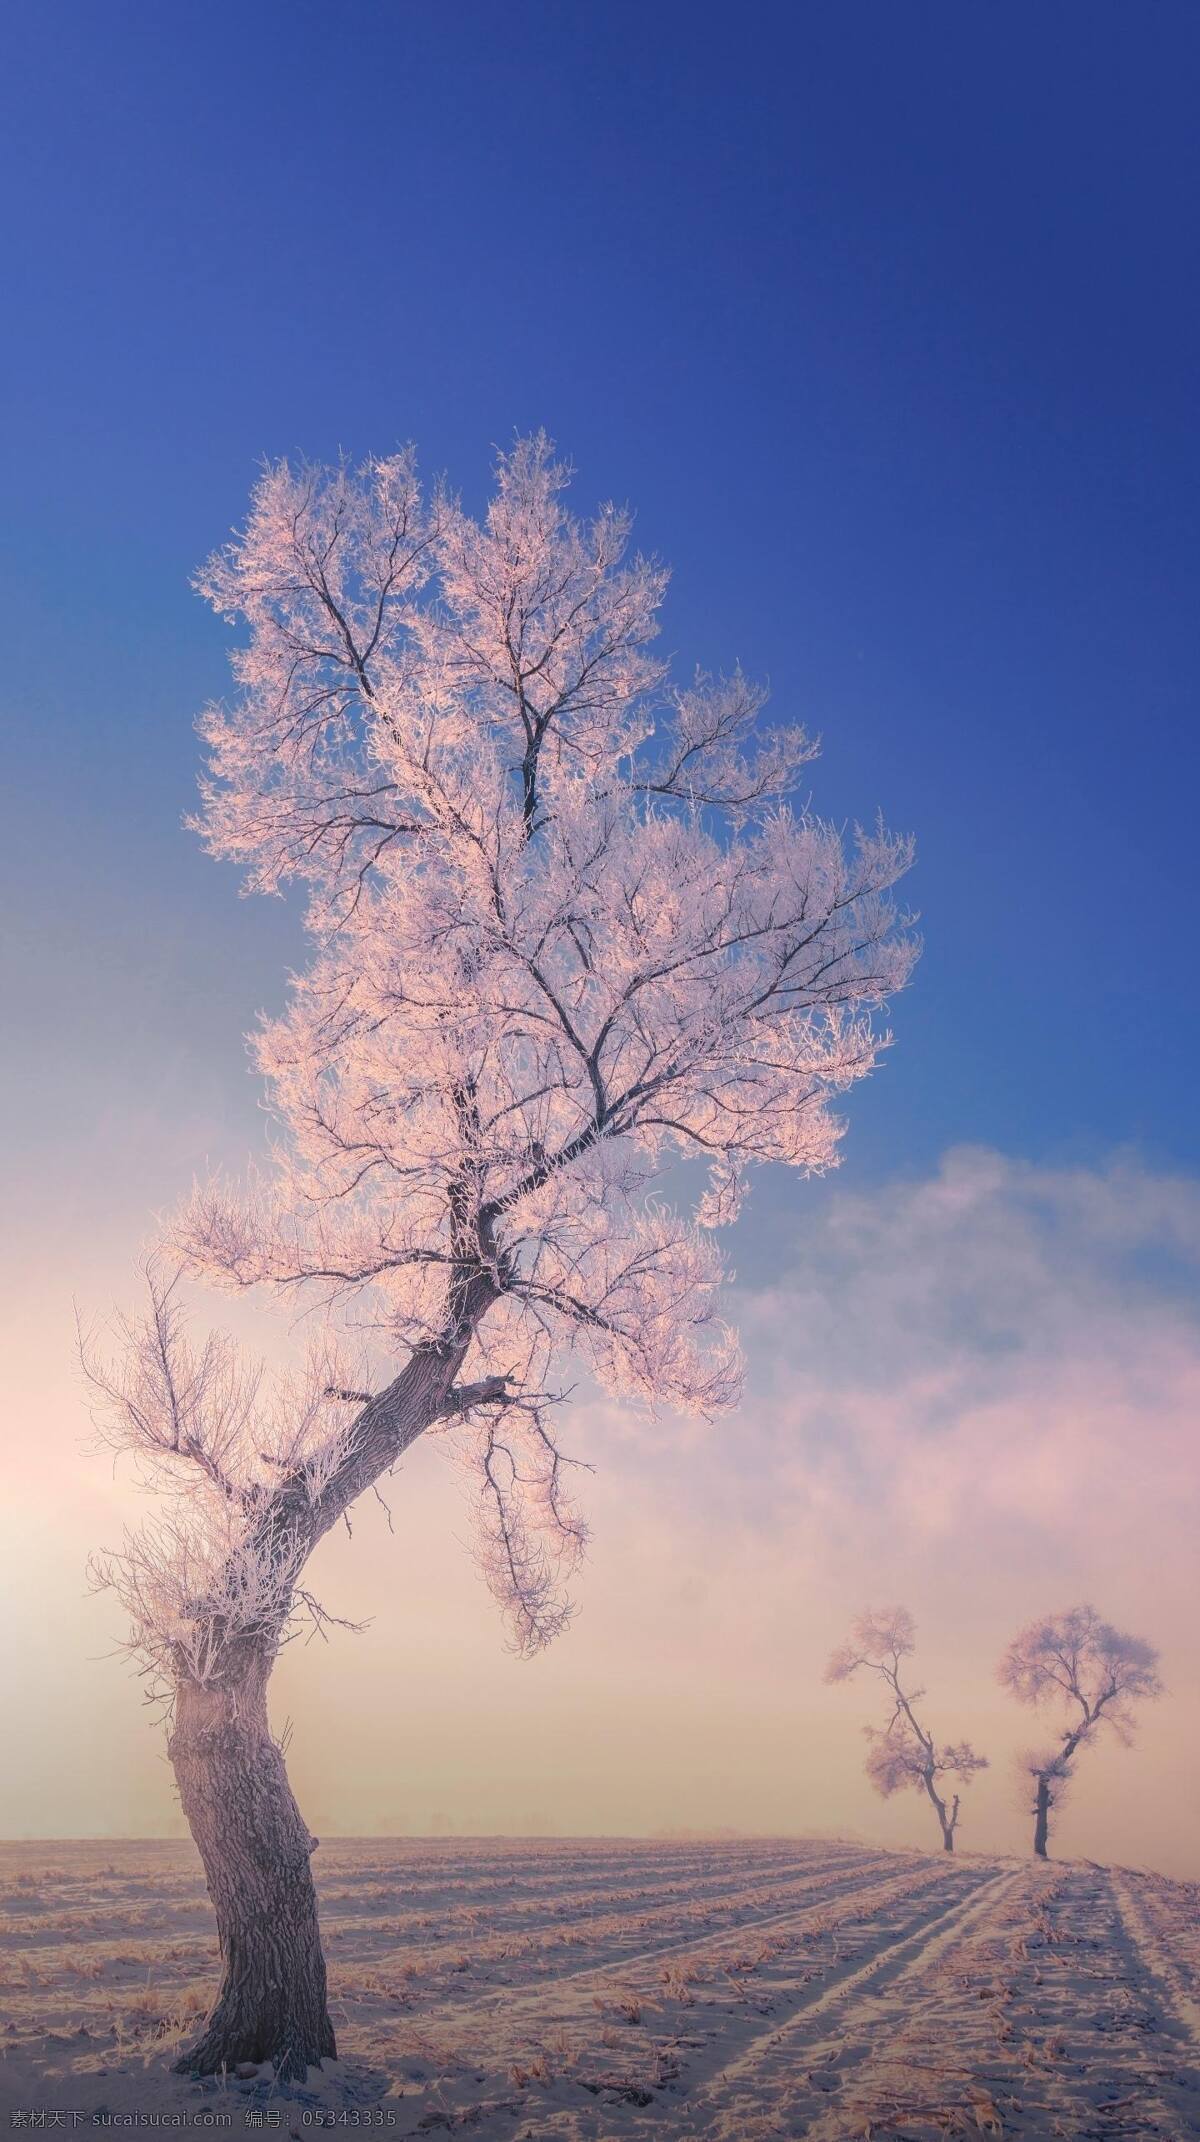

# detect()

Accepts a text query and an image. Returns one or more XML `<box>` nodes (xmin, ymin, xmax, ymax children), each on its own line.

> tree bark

<box><xmin>168</xmin><ymin>1662</ymin><xmax>335</xmax><ymax>2080</ymax></box>
<box><xmin>163</xmin><ymin>1320</ymin><xmax>502</xmax><ymax>2077</ymax></box>
<box><xmin>1033</xmin><ymin>1774</ymin><xmax>1051</xmax><ymax>1859</ymax></box>
<box><xmin>922</xmin><ymin>1774</ymin><xmax>955</xmax><ymax>1852</ymax></box>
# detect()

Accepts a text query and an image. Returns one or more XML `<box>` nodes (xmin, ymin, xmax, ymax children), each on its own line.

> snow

<box><xmin>2</xmin><ymin>1837</ymin><xmax>1197</xmax><ymax>2137</ymax></box>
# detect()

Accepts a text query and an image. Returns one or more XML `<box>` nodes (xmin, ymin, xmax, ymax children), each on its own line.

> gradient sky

<box><xmin>1</xmin><ymin>4</ymin><xmax>1197</xmax><ymax>1871</ymax></box>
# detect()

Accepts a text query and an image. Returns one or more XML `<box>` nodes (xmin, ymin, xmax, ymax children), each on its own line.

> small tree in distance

<box><xmin>84</xmin><ymin>436</ymin><xmax>917</xmax><ymax>2081</ymax></box>
<box><xmin>998</xmin><ymin>1605</ymin><xmax>1163</xmax><ymax>1859</ymax></box>
<box><xmin>826</xmin><ymin>1607</ymin><xmax>987</xmax><ymax>1853</ymax></box>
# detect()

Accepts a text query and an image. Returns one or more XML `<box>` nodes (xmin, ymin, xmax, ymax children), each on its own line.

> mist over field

<box><xmin>5</xmin><ymin>1149</ymin><xmax>1197</xmax><ymax>1877</ymax></box>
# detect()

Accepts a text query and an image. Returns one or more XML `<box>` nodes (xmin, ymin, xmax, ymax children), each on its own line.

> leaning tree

<box><xmin>825</xmin><ymin>1607</ymin><xmax>987</xmax><ymax>1851</ymax></box>
<box><xmin>86</xmin><ymin>436</ymin><xmax>916</xmax><ymax>2080</ymax></box>
<box><xmin>998</xmin><ymin>1604</ymin><xmax>1162</xmax><ymax>1859</ymax></box>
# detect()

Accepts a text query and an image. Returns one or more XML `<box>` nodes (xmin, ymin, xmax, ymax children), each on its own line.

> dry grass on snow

<box><xmin>1</xmin><ymin>1837</ymin><xmax>1197</xmax><ymax>2137</ymax></box>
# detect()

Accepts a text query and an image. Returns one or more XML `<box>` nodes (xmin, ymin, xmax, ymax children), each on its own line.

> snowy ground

<box><xmin>1</xmin><ymin>1837</ymin><xmax>1197</xmax><ymax>2137</ymax></box>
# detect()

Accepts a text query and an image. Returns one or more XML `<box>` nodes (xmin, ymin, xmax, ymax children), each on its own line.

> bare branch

<box><xmin>827</xmin><ymin>1606</ymin><xmax>986</xmax><ymax>1847</ymax></box>
<box><xmin>998</xmin><ymin>1604</ymin><xmax>1163</xmax><ymax>1851</ymax></box>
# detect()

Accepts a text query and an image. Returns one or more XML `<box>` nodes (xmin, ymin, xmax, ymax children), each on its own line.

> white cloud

<box><xmin>560</xmin><ymin>1147</ymin><xmax>1199</xmax><ymax>1867</ymax></box>
<box><xmin>4</xmin><ymin>1146</ymin><xmax>1197</xmax><ymax>1868</ymax></box>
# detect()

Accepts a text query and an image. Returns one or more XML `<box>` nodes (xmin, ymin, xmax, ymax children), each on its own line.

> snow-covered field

<box><xmin>2</xmin><ymin>1837</ymin><xmax>1197</xmax><ymax>2137</ymax></box>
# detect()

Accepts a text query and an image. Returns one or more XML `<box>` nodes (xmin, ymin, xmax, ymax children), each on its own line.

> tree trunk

<box><xmin>168</xmin><ymin>1660</ymin><xmax>335</xmax><ymax>2080</ymax></box>
<box><xmin>160</xmin><ymin>1323</ymin><xmax>497</xmax><ymax>2078</ymax></box>
<box><xmin>1033</xmin><ymin>1774</ymin><xmax>1051</xmax><ymax>1859</ymax></box>
<box><xmin>923</xmin><ymin>1775</ymin><xmax>955</xmax><ymax>1852</ymax></box>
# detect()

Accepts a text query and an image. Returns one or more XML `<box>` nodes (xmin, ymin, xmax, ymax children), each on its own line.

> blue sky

<box><xmin>2</xmin><ymin>2</ymin><xmax>1197</xmax><ymax>1199</ymax></box>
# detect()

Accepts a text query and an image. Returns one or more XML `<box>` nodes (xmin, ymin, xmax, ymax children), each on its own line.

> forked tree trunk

<box><xmin>168</xmin><ymin>1660</ymin><xmax>334</xmax><ymax>2079</ymax></box>
<box><xmin>1033</xmin><ymin>1774</ymin><xmax>1051</xmax><ymax>1859</ymax></box>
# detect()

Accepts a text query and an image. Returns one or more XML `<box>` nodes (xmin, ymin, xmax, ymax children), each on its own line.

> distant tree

<box><xmin>826</xmin><ymin>1607</ymin><xmax>987</xmax><ymax>1852</ymax></box>
<box><xmin>997</xmin><ymin>1604</ymin><xmax>1163</xmax><ymax>1859</ymax></box>
<box><xmin>84</xmin><ymin>437</ymin><xmax>916</xmax><ymax>2081</ymax></box>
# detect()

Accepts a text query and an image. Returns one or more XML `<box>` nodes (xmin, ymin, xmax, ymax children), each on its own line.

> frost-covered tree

<box><xmin>86</xmin><ymin>436</ymin><xmax>916</xmax><ymax>2080</ymax></box>
<box><xmin>998</xmin><ymin>1604</ymin><xmax>1162</xmax><ymax>1859</ymax></box>
<box><xmin>825</xmin><ymin>1607</ymin><xmax>987</xmax><ymax>1852</ymax></box>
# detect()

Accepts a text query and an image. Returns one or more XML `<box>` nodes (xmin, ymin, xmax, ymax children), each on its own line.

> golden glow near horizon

<box><xmin>2</xmin><ymin>1148</ymin><xmax>1197</xmax><ymax>1877</ymax></box>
